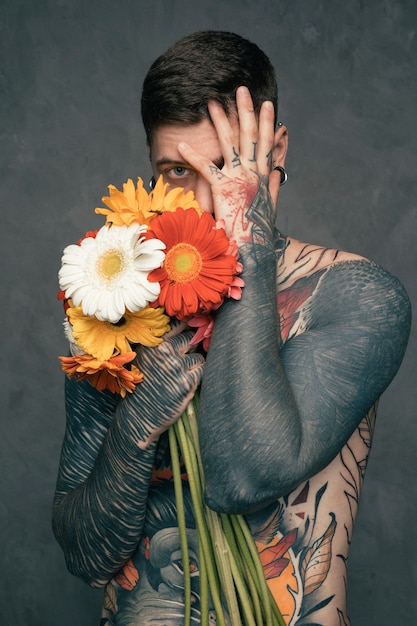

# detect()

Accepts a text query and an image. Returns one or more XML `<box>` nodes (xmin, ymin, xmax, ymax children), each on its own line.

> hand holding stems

<box><xmin>177</xmin><ymin>86</ymin><xmax>287</xmax><ymax>244</ymax></box>
<box><xmin>123</xmin><ymin>329</ymin><xmax>205</xmax><ymax>449</ymax></box>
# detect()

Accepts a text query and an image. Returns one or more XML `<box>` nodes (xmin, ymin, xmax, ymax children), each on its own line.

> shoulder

<box><xmin>278</xmin><ymin>234</ymin><xmax>410</xmax><ymax>307</ymax></box>
<box><xmin>276</xmin><ymin>234</ymin><xmax>411</xmax><ymax>348</ymax></box>
<box><xmin>276</xmin><ymin>234</ymin><xmax>366</xmax><ymax>287</ymax></box>
<box><xmin>311</xmin><ymin>257</ymin><xmax>410</xmax><ymax>319</ymax></box>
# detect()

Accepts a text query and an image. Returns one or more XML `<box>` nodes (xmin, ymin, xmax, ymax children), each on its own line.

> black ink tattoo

<box><xmin>249</xmin><ymin>142</ymin><xmax>257</xmax><ymax>162</ymax></box>
<box><xmin>209</xmin><ymin>165</ymin><xmax>225</xmax><ymax>180</ymax></box>
<box><xmin>245</xmin><ymin>176</ymin><xmax>276</xmax><ymax>245</ymax></box>
<box><xmin>231</xmin><ymin>147</ymin><xmax>241</xmax><ymax>168</ymax></box>
<box><xmin>266</xmin><ymin>149</ymin><xmax>273</xmax><ymax>170</ymax></box>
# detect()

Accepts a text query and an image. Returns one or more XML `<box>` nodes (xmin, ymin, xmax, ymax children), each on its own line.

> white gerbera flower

<box><xmin>58</xmin><ymin>223</ymin><xmax>165</xmax><ymax>323</ymax></box>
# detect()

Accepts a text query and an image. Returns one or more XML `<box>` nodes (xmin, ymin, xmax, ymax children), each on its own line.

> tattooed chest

<box><xmin>277</xmin><ymin>268</ymin><xmax>326</xmax><ymax>345</ymax></box>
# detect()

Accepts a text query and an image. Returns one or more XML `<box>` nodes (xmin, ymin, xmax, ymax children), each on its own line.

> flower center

<box><xmin>97</xmin><ymin>250</ymin><xmax>124</xmax><ymax>280</ymax></box>
<box><xmin>165</xmin><ymin>243</ymin><xmax>202</xmax><ymax>283</ymax></box>
<box><xmin>112</xmin><ymin>316</ymin><xmax>127</xmax><ymax>327</ymax></box>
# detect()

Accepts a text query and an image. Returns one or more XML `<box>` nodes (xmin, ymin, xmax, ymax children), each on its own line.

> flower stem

<box><xmin>233</xmin><ymin>515</ymin><xmax>286</xmax><ymax>626</ymax></box>
<box><xmin>206</xmin><ymin>507</ymin><xmax>243</xmax><ymax>626</ymax></box>
<box><xmin>174</xmin><ymin>398</ymin><xmax>287</xmax><ymax>626</ymax></box>
<box><xmin>186</xmin><ymin>402</ymin><xmax>245</xmax><ymax>625</ymax></box>
<box><xmin>197</xmin><ymin>530</ymin><xmax>210</xmax><ymax>626</ymax></box>
<box><xmin>186</xmin><ymin>400</ymin><xmax>257</xmax><ymax>626</ymax></box>
<box><xmin>220</xmin><ymin>513</ymin><xmax>263</xmax><ymax>626</ymax></box>
<box><xmin>174</xmin><ymin>418</ymin><xmax>227</xmax><ymax>626</ymax></box>
<box><xmin>168</xmin><ymin>426</ymin><xmax>191</xmax><ymax>625</ymax></box>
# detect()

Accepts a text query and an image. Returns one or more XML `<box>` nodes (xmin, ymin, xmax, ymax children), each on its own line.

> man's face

<box><xmin>149</xmin><ymin>118</ymin><xmax>237</xmax><ymax>214</ymax></box>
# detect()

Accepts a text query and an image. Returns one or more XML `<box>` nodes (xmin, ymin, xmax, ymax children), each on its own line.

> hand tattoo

<box><xmin>209</xmin><ymin>165</ymin><xmax>225</xmax><ymax>180</ymax></box>
<box><xmin>249</xmin><ymin>141</ymin><xmax>257</xmax><ymax>163</ymax></box>
<box><xmin>231</xmin><ymin>146</ymin><xmax>241</xmax><ymax>168</ymax></box>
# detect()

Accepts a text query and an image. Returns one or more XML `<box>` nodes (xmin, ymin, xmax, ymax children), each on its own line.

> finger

<box><xmin>159</xmin><ymin>329</ymin><xmax>200</xmax><ymax>356</ymax></box>
<box><xmin>163</xmin><ymin>318</ymin><xmax>189</xmax><ymax>340</ymax></box>
<box><xmin>186</xmin><ymin>362</ymin><xmax>204</xmax><ymax>391</ymax></box>
<box><xmin>183</xmin><ymin>352</ymin><xmax>205</xmax><ymax>373</ymax></box>
<box><xmin>257</xmin><ymin>100</ymin><xmax>276</xmax><ymax>177</ymax></box>
<box><xmin>178</xmin><ymin>141</ymin><xmax>227</xmax><ymax>186</ymax></box>
<box><xmin>207</xmin><ymin>100</ymin><xmax>242</xmax><ymax>171</ymax></box>
<box><xmin>235</xmin><ymin>86</ymin><xmax>259</xmax><ymax>166</ymax></box>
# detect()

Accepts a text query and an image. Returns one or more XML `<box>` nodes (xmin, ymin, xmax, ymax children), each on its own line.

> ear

<box><xmin>269</xmin><ymin>124</ymin><xmax>288</xmax><ymax>206</ymax></box>
<box><xmin>272</xmin><ymin>123</ymin><xmax>288</xmax><ymax>167</ymax></box>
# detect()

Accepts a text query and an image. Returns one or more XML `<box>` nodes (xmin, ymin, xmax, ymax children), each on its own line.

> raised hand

<box><xmin>177</xmin><ymin>86</ymin><xmax>287</xmax><ymax>244</ymax></box>
<box><xmin>122</xmin><ymin>330</ymin><xmax>205</xmax><ymax>449</ymax></box>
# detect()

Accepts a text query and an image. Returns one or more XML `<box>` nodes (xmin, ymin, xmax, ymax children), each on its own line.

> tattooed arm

<box><xmin>178</xmin><ymin>87</ymin><xmax>411</xmax><ymax>514</ymax></box>
<box><xmin>201</xmin><ymin>254</ymin><xmax>410</xmax><ymax>512</ymax></box>
<box><xmin>52</xmin><ymin>332</ymin><xmax>204</xmax><ymax>587</ymax></box>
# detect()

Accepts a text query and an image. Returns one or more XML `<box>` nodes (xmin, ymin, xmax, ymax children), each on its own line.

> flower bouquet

<box><xmin>58</xmin><ymin>176</ymin><xmax>285</xmax><ymax>625</ymax></box>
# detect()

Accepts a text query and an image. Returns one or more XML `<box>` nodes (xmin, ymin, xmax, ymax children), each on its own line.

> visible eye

<box><xmin>164</xmin><ymin>165</ymin><xmax>196</xmax><ymax>183</ymax></box>
<box><xmin>158</xmin><ymin>163</ymin><xmax>197</xmax><ymax>190</ymax></box>
<box><xmin>171</xmin><ymin>166</ymin><xmax>188</xmax><ymax>177</ymax></box>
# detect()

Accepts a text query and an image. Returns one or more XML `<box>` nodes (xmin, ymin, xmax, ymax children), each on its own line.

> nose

<box><xmin>194</xmin><ymin>176</ymin><xmax>214</xmax><ymax>214</ymax></box>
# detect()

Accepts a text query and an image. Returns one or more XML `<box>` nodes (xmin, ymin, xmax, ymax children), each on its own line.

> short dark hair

<box><xmin>141</xmin><ymin>31</ymin><xmax>278</xmax><ymax>144</ymax></box>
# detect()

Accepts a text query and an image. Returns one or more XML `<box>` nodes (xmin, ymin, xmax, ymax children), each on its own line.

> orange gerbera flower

<box><xmin>95</xmin><ymin>176</ymin><xmax>201</xmax><ymax>227</ymax></box>
<box><xmin>59</xmin><ymin>352</ymin><xmax>143</xmax><ymax>397</ymax></box>
<box><xmin>147</xmin><ymin>208</ymin><xmax>239</xmax><ymax>319</ymax></box>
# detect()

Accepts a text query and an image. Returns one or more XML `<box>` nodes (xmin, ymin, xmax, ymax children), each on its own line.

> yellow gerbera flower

<box><xmin>67</xmin><ymin>303</ymin><xmax>170</xmax><ymax>362</ymax></box>
<box><xmin>95</xmin><ymin>176</ymin><xmax>201</xmax><ymax>227</ymax></box>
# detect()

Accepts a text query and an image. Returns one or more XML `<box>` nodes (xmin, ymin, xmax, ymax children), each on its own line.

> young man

<box><xmin>53</xmin><ymin>32</ymin><xmax>411</xmax><ymax>625</ymax></box>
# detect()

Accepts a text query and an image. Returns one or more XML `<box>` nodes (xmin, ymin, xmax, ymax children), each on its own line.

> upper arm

<box><xmin>281</xmin><ymin>260</ymin><xmax>411</xmax><ymax>472</ymax></box>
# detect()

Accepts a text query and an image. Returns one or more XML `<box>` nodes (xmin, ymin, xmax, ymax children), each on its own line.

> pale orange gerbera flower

<box><xmin>188</xmin><ymin>313</ymin><xmax>214</xmax><ymax>352</ymax></box>
<box><xmin>59</xmin><ymin>352</ymin><xmax>143</xmax><ymax>397</ymax></box>
<box><xmin>147</xmin><ymin>208</ymin><xmax>240</xmax><ymax>319</ymax></box>
<box><xmin>95</xmin><ymin>176</ymin><xmax>201</xmax><ymax>227</ymax></box>
<box><xmin>67</xmin><ymin>303</ymin><xmax>170</xmax><ymax>361</ymax></box>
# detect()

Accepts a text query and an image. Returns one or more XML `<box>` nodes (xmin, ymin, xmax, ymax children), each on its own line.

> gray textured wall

<box><xmin>1</xmin><ymin>0</ymin><xmax>416</xmax><ymax>624</ymax></box>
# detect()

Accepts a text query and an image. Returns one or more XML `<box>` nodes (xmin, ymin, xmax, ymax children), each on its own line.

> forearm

<box><xmin>199</xmin><ymin>242</ymin><xmax>302</xmax><ymax>512</ymax></box>
<box><xmin>52</xmin><ymin>400</ymin><xmax>157</xmax><ymax>587</ymax></box>
<box><xmin>53</xmin><ymin>333</ymin><xmax>204</xmax><ymax>586</ymax></box>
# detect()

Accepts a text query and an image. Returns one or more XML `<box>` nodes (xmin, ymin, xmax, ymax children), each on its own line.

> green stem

<box><xmin>206</xmin><ymin>508</ymin><xmax>243</xmax><ymax>626</ymax></box>
<box><xmin>188</xmin><ymin>402</ymin><xmax>259</xmax><ymax>626</ymax></box>
<box><xmin>227</xmin><ymin>548</ymin><xmax>257</xmax><ymax>626</ymax></box>
<box><xmin>168</xmin><ymin>426</ymin><xmax>191</xmax><ymax>625</ymax></box>
<box><xmin>229</xmin><ymin>515</ymin><xmax>265</xmax><ymax>600</ymax></box>
<box><xmin>221</xmin><ymin>514</ymin><xmax>263</xmax><ymax>626</ymax></box>
<box><xmin>197</xmin><ymin>530</ymin><xmax>210</xmax><ymax>626</ymax></box>
<box><xmin>185</xmin><ymin>399</ymin><xmax>201</xmax><ymax>459</ymax></box>
<box><xmin>179</xmin><ymin>398</ymin><xmax>287</xmax><ymax>626</ymax></box>
<box><xmin>242</xmin><ymin>559</ymin><xmax>264</xmax><ymax>626</ymax></box>
<box><xmin>174</xmin><ymin>418</ymin><xmax>226</xmax><ymax>626</ymax></box>
<box><xmin>187</xmin><ymin>402</ymin><xmax>245</xmax><ymax>626</ymax></box>
<box><xmin>234</xmin><ymin>515</ymin><xmax>287</xmax><ymax>626</ymax></box>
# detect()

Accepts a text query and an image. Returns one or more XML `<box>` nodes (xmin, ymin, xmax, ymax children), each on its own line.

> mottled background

<box><xmin>1</xmin><ymin>0</ymin><xmax>416</xmax><ymax>624</ymax></box>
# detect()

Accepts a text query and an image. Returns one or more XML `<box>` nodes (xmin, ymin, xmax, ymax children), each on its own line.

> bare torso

<box><xmin>248</xmin><ymin>236</ymin><xmax>372</xmax><ymax>625</ymax></box>
<box><xmin>100</xmin><ymin>237</ymin><xmax>374</xmax><ymax>626</ymax></box>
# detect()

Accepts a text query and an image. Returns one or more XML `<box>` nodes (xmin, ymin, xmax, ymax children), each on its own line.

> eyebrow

<box><xmin>155</xmin><ymin>156</ymin><xmax>225</xmax><ymax>170</ymax></box>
